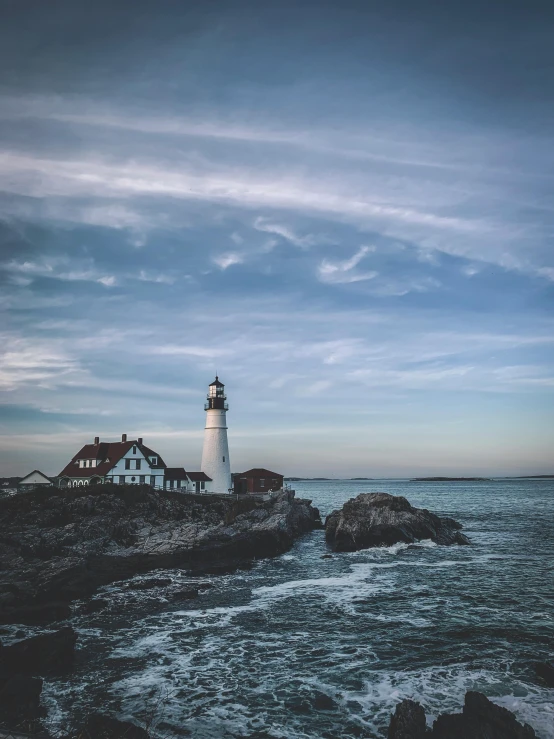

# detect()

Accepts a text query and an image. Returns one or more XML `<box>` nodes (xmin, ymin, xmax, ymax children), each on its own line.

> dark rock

<box><xmin>320</xmin><ymin>554</ymin><xmax>333</xmax><ymax>559</ymax></box>
<box><xmin>388</xmin><ymin>691</ymin><xmax>536</xmax><ymax>739</ymax></box>
<box><xmin>0</xmin><ymin>673</ymin><xmax>45</xmax><ymax>727</ymax></box>
<box><xmin>0</xmin><ymin>601</ymin><xmax>71</xmax><ymax>626</ymax></box>
<box><xmin>0</xmin><ymin>626</ymin><xmax>77</xmax><ymax>675</ymax></box>
<box><xmin>82</xmin><ymin>713</ymin><xmax>149</xmax><ymax>739</ymax></box>
<box><xmin>172</xmin><ymin>588</ymin><xmax>199</xmax><ymax>601</ymax></box>
<box><xmin>325</xmin><ymin>493</ymin><xmax>470</xmax><ymax>552</ymax></box>
<box><xmin>126</xmin><ymin>577</ymin><xmax>172</xmax><ymax>590</ymax></box>
<box><xmin>80</xmin><ymin>598</ymin><xmax>109</xmax><ymax>614</ymax></box>
<box><xmin>388</xmin><ymin>699</ymin><xmax>428</xmax><ymax>739</ymax></box>
<box><xmin>535</xmin><ymin>660</ymin><xmax>554</xmax><ymax>687</ymax></box>
<box><xmin>0</xmin><ymin>486</ymin><xmax>321</xmax><ymax>611</ymax></box>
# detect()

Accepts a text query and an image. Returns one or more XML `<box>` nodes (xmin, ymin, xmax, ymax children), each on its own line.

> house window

<box><xmin>79</xmin><ymin>460</ymin><xmax>84</xmax><ymax>468</ymax></box>
<box><xmin>150</xmin><ymin>475</ymin><xmax>155</xmax><ymax>485</ymax></box>
<box><xmin>151</xmin><ymin>456</ymin><xmax>157</xmax><ymax>465</ymax></box>
<box><xmin>260</xmin><ymin>479</ymin><xmax>265</xmax><ymax>487</ymax></box>
<box><xmin>131</xmin><ymin>476</ymin><xmax>136</xmax><ymax>483</ymax></box>
<box><xmin>119</xmin><ymin>475</ymin><xmax>125</xmax><ymax>483</ymax></box>
<box><xmin>125</xmin><ymin>459</ymin><xmax>131</xmax><ymax>469</ymax></box>
<box><xmin>136</xmin><ymin>459</ymin><xmax>141</xmax><ymax>470</ymax></box>
<box><xmin>133</xmin><ymin>446</ymin><xmax>137</xmax><ymax>454</ymax></box>
<box><xmin>200</xmin><ymin>481</ymin><xmax>205</xmax><ymax>490</ymax></box>
<box><xmin>139</xmin><ymin>475</ymin><xmax>145</xmax><ymax>483</ymax></box>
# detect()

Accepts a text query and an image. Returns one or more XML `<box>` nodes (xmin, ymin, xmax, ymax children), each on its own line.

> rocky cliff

<box><xmin>0</xmin><ymin>485</ymin><xmax>321</xmax><ymax>624</ymax></box>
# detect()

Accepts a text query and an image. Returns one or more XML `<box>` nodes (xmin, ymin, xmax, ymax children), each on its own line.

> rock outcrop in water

<box><xmin>325</xmin><ymin>493</ymin><xmax>470</xmax><ymax>552</ymax></box>
<box><xmin>388</xmin><ymin>691</ymin><xmax>536</xmax><ymax>738</ymax></box>
<box><xmin>0</xmin><ymin>485</ymin><xmax>321</xmax><ymax>624</ymax></box>
<box><xmin>0</xmin><ymin>627</ymin><xmax>77</xmax><ymax>734</ymax></box>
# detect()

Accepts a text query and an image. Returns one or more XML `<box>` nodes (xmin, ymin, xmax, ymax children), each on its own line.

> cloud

<box><xmin>0</xmin><ymin>336</ymin><xmax>88</xmax><ymax>391</ymax></box>
<box><xmin>212</xmin><ymin>252</ymin><xmax>244</xmax><ymax>269</ymax></box>
<box><xmin>97</xmin><ymin>275</ymin><xmax>117</xmax><ymax>287</ymax></box>
<box><xmin>136</xmin><ymin>270</ymin><xmax>176</xmax><ymax>285</ymax></box>
<box><xmin>2</xmin><ymin>257</ymin><xmax>117</xmax><ymax>287</ymax></box>
<box><xmin>317</xmin><ymin>246</ymin><xmax>378</xmax><ymax>284</ymax></box>
<box><xmin>253</xmin><ymin>217</ymin><xmax>317</xmax><ymax>248</ymax></box>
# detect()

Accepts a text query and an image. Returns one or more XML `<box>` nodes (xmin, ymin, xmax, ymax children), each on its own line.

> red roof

<box><xmin>187</xmin><ymin>471</ymin><xmax>212</xmax><ymax>482</ymax></box>
<box><xmin>58</xmin><ymin>439</ymin><xmax>166</xmax><ymax>478</ymax></box>
<box><xmin>236</xmin><ymin>468</ymin><xmax>283</xmax><ymax>478</ymax></box>
<box><xmin>165</xmin><ymin>467</ymin><xmax>188</xmax><ymax>479</ymax></box>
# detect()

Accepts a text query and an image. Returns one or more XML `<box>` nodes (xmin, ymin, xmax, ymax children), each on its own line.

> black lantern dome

<box><xmin>205</xmin><ymin>376</ymin><xmax>228</xmax><ymax>410</ymax></box>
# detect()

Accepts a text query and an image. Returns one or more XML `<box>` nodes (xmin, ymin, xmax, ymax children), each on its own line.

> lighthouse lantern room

<box><xmin>201</xmin><ymin>377</ymin><xmax>231</xmax><ymax>493</ymax></box>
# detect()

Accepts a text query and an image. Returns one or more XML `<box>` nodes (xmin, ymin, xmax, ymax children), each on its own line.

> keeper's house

<box><xmin>58</xmin><ymin>434</ymin><xmax>167</xmax><ymax>488</ymax></box>
<box><xmin>58</xmin><ymin>435</ymin><xmax>212</xmax><ymax>491</ymax></box>
<box><xmin>233</xmin><ymin>468</ymin><xmax>284</xmax><ymax>495</ymax></box>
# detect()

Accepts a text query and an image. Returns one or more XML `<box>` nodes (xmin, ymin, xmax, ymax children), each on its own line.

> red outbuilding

<box><xmin>233</xmin><ymin>468</ymin><xmax>284</xmax><ymax>495</ymax></box>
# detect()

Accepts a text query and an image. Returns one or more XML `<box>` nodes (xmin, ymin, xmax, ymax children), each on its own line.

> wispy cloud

<box><xmin>3</xmin><ymin>257</ymin><xmax>117</xmax><ymax>286</ymax></box>
<box><xmin>253</xmin><ymin>217</ymin><xmax>318</xmax><ymax>248</ymax></box>
<box><xmin>317</xmin><ymin>246</ymin><xmax>377</xmax><ymax>284</ymax></box>
<box><xmin>212</xmin><ymin>252</ymin><xmax>244</xmax><ymax>269</ymax></box>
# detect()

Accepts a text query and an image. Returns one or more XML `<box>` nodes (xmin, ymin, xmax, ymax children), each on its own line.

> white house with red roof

<box><xmin>57</xmin><ymin>434</ymin><xmax>213</xmax><ymax>491</ymax></box>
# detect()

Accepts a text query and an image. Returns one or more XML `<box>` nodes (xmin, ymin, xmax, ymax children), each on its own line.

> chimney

<box><xmin>94</xmin><ymin>436</ymin><xmax>99</xmax><ymax>445</ymax></box>
<box><xmin>138</xmin><ymin>437</ymin><xmax>143</xmax><ymax>445</ymax></box>
<box><xmin>122</xmin><ymin>433</ymin><xmax>127</xmax><ymax>442</ymax></box>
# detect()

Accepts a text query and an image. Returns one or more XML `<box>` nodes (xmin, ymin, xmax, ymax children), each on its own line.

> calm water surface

<box><xmin>40</xmin><ymin>479</ymin><xmax>554</xmax><ymax>737</ymax></box>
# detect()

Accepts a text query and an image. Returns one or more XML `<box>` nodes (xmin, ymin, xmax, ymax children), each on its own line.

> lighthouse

<box><xmin>201</xmin><ymin>376</ymin><xmax>231</xmax><ymax>493</ymax></box>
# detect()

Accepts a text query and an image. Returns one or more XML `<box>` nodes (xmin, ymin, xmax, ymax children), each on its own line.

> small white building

<box><xmin>58</xmin><ymin>434</ymin><xmax>167</xmax><ymax>487</ymax></box>
<box><xmin>18</xmin><ymin>470</ymin><xmax>54</xmax><ymax>489</ymax></box>
<box><xmin>164</xmin><ymin>468</ymin><xmax>212</xmax><ymax>493</ymax></box>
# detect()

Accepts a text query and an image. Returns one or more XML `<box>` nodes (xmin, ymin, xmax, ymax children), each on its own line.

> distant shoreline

<box><xmin>410</xmin><ymin>477</ymin><xmax>492</xmax><ymax>482</ymax></box>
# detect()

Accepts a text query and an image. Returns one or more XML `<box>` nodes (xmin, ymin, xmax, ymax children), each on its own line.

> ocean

<box><xmin>41</xmin><ymin>479</ymin><xmax>554</xmax><ymax>738</ymax></box>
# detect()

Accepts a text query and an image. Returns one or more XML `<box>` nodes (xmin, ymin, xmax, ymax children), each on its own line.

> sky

<box><xmin>0</xmin><ymin>0</ymin><xmax>553</xmax><ymax>478</ymax></box>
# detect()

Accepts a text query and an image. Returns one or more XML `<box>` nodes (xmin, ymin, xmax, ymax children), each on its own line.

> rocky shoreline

<box><xmin>0</xmin><ymin>484</ymin><xmax>322</xmax><ymax>625</ymax></box>
<box><xmin>0</xmin><ymin>486</ymin><xmax>548</xmax><ymax>738</ymax></box>
<box><xmin>388</xmin><ymin>691</ymin><xmax>537</xmax><ymax>738</ymax></box>
<box><xmin>0</xmin><ymin>485</ymin><xmax>322</xmax><ymax>735</ymax></box>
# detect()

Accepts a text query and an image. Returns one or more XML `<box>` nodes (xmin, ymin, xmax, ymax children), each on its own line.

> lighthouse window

<box><xmin>223</xmin><ymin>456</ymin><xmax>225</xmax><ymax>462</ymax></box>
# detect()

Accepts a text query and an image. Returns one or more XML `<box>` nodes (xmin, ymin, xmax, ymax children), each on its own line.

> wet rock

<box><xmin>535</xmin><ymin>659</ymin><xmax>554</xmax><ymax>687</ymax></box>
<box><xmin>0</xmin><ymin>626</ymin><xmax>77</xmax><ymax>675</ymax></box>
<box><xmin>326</xmin><ymin>493</ymin><xmax>470</xmax><ymax>552</ymax></box>
<box><xmin>320</xmin><ymin>554</ymin><xmax>333</xmax><ymax>559</ymax></box>
<box><xmin>0</xmin><ymin>673</ymin><xmax>44</xmax><ymax>727</ymax></box>
<box><xmin>388</xmin><ymin>691</ymin><xmax>536</xmax><ymax>739</ymax></box>
<box><xmin>172</xmin><ymin>588</ymin><xmax>199</xmax><ymax>601</ymax></box>
<box><xmin>388</xmin><ymin>698</ymin><xmax>428</xmax><ymax>739</ymax></box>
<box><xmin>126</xmin><ymin>577</ymin><xmax>172</xmax><ymax>590</ymax></box>
<box><xmin>80</xmin><ymin>597</ymin><xmax>109</xmax><ymax>614</ymax></box>
<box><xmin>81</xmin><ymin>713</ymin><xmax>149</xmax><ymax>738</ymax></box>
<box><xmin>0</xmin><ymin>486</ymin><xmax>321</xmax><ymax>611</ymax></box>
<box><xmin>0</xmin><ymin>602</ymin><xmax>71</xmax><ymax>626</ymax></box>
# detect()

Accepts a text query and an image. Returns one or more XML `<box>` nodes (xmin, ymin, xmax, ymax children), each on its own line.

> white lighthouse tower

<box><xmin>201</xmin><ymin>376</ymin><xmax>231</xmax><ymax>494</ymax></box>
